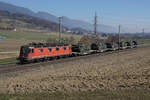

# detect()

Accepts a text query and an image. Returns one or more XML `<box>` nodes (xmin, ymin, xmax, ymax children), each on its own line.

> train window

<box><xmin>39</xmin><ymin>49</ymin><xmax>43</xmax><ymax>53</ymax></box>
<box><xmin>32</xmin><ymin>49</ymin><xmax>34</xmax><ymax>53</ymax></box>
<box><xmin>63</xmin><ymin>47</ymin><xmax>66</xmax><ymax>50</ymax></box>
<box><xmin>23</xmin><ymin>47</ymin><xmax>30</xmax><ymax>54</ymax></box>
<box><xmin>48</xmin><ymin>48</ymin><xmax>52</xmax><ymax>52</ymax></box>
<box><xmin>56</xmin><ymin>48</ymin><xmax>59</xmax><ymax>51</ymax></box>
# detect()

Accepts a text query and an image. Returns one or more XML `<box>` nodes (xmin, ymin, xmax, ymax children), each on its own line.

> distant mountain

<box><xmin>0</xmin><ymin>1</ymin><xmax>36</xmax><ymax>16</ymax></box>
<box><xmin>0</xmin><ymin>1</ymin><xmax>117</xmax><ymax>33</ymax></box>
<box><xmin>36</xmin><ymin>12</ymin><xmax>58</xmax><ymax>23</ymax></box>
<box><xmin>37</xmin><ymin>12</ymin><xmax>118</xmax><ymax>33</ymax></box>
<box><xmin>0</xmin><ymin>10</ymin><xmax>66</xmax><ymax>31</ymax></box>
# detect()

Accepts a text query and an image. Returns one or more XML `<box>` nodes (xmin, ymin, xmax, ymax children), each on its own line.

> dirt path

<box><xmin>0</xmin><ymin>51</ymin><xmax>18</xmax><ymax>59</ymax></box>
<box><xmin>0</xmin><ymin>47</ymin><xmax>150</xmax><ymax>93</ymax></box>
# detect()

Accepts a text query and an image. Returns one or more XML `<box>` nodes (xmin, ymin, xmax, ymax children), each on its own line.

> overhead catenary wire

<box><xmin>94</xmin><ymin>12</ymin><xmax>98</xmax><ymax>35</ymax></box>
<box><xmin>58</xmin><ymin>16</ymin><xmax>63</xmax><ymax>43</ymax></box>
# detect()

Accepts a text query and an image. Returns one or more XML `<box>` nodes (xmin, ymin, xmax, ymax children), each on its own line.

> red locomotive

<box><xmin>18</xmin><ymin>43</ymin><xmax>72</xmax><ymax>63</ymax></box>
<box><xmin>18</xmin><ymin>41</ymin><xmax>138</xmax><ymax>63</ymax></box>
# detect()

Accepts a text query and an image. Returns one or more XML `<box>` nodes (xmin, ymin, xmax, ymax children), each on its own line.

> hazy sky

<box><xmin>0</xmin><ymin>0</ymin><xmax>150</xmax><ymax>32</ymax></box>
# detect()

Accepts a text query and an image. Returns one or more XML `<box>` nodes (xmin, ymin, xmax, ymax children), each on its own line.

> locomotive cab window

<box><xmin>22</xmin><ymin>47</ymin><xmax>30</xmax><ymax>54</ymax></box>
<box><xmin>63</xmin><ymin>47</ymin><xmax>66</xmax><ymax>50</ymax></box>
<box><xmin>31</xmin><ymin>49</ymin><xmax>34</xmax><ymax>53</ymax></box>
<box><xmin>56</xmin><ymin>48</ymin><xmax>59</xmax><ymax>51</ymax></box>
<box><xmin>48</xmin><ymin>48</ymin><xmax>52</xmax><ymax>52</ymax></box>
<box><xmin>39</xmin><ymin>49</ymin><xmax>43</xmax><ymax>53</ymax></box>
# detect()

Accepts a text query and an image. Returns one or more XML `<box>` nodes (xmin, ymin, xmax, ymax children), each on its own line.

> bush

<box><xmin>61</xmin><ymin>36</ymin><xmax>76</xmax><ymax>44</ymax></box>
<box><xmin>78</xmin><ymin>34</ymin><xmax>103</xmax><ymax>45</ymax></box>
<box><xmin>47</xmin><ymin>36</ymin><xmax>76</xmax><ymax>44</ymax></box>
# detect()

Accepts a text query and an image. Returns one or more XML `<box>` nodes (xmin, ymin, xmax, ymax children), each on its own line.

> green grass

<box><xmin>0</xmin><ymin>30</ymin><xmax>81</xmax><ymax>42</ymax></box>
<box><xmin>0</xmin><ymin>90</ymin><xmax>150</xmax><ymax>100</ymax></box>
<box><xmin>136</xmin><ymin>39</ymin><xmax>150</xmax><ymax>45</ymax></box>
<box><xmin>0</xmin><ymin>57</ymin><xmax>17</xmax><ymax>64</ymax></box>
<box><xmin>0</xmin><ymin>30</ymin><xmax>57</xmax><ymax>40</ymax></box>
<box><xmin>141</xmin><ymin>40</ymin><xmax>150</xmax><ymax>45</ymax></box>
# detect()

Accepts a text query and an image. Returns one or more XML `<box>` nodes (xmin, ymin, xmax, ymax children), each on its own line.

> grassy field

<box><xmin>1</xmin><ymin>46</ymin><xmax>150</xmax><ymax>100</ymax></box>
<box><xmin>139</xmin><ymin>39</ymin><xmax>150</xmax><ymax>45</ymax></box>
<box><xmin>0</xmin><ymin>30</ymin><xmax>81</xmax><ymax>41</ymax></box>
<box><xmin>0</xmin><ymin>30</ymin><xmax>50</xmax><ymax>40</ymax></box>
<box><xmin>0</xmin><ymin>57</ymin><xmax>17</xmax><ymax>64</ymax></box>
<box><xmin>0</xmin><ymin>90</ymin><xmax>150</xmax><ymax>100</ymax></box>
<box><xmin>1</xmin><ymin>47</ymin><xmax>150</xmax><ymax>93</ymax></box>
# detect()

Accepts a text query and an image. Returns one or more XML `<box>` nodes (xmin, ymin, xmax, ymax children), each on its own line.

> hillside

<box><xmin>0</xmin><ymin>1</ymin><xmax>117</xmax><ymax>33</ymax></box>
<box><xmin>0</xmin><ymin>10</ymin><xmax>66</xmax><ymax>31</ymax></box>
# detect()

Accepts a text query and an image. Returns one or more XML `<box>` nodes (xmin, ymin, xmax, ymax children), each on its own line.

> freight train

<box><xmin>18</xmin><ymin>41</ymin><xmax>138</xmax><ymax>63</ymax></box>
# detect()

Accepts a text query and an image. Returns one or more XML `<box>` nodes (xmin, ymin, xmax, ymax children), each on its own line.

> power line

<box><xmin>142</xmin><ymin>28</ymin><xmax>145</xmax><ymax>35</ymax></box>
<box><xmin>58</xmin><ymin>16</ymin><xmax>63</xmax><ymax>43</ymax></box>
<box><xmin>118</xmin><ymin>24</ymin><xmax>121</xmax><ymax>50</ymax></box>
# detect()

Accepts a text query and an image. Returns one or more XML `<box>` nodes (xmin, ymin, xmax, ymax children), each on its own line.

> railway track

<box><xmin>0</xmin><ymin>45</ymin><xmax>149</xmax><ymax>76</ymax></box>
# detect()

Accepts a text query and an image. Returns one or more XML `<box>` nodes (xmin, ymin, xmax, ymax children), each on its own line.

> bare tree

<box><xmin>106</xmin><ymin>34</ymin><xmax>119</xmax><ymax>43</ymax></box>
<box><xmin>59</xmin><ymin>36</ymin><xmax>76</xmax><ymax>44</ymax></box>
<box><xmin>78</xmin><ymin>34</ymin><xmax>103</xmax><ymax>45</ymax></box>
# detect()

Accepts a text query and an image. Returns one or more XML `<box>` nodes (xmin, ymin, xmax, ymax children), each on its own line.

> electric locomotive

<box><xmin>18</xmin><ymin>40</ymin><xmax>138</xmax><ymax>63</ymax></box>
<box><xmin>18</xmin><ymin>43</ymin><xmax>72</xmax><ymax>63</ymax></box>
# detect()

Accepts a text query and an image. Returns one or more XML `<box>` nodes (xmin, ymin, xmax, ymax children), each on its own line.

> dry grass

<box><xmin>0</xmin><ymin>47</ymin><xmax>150</xmax><ymax>94</ymax></box>
<box><xmin>0</xmin><ymin>53</ymin><xmax>17</xmax><ymax>59</ymax></box>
